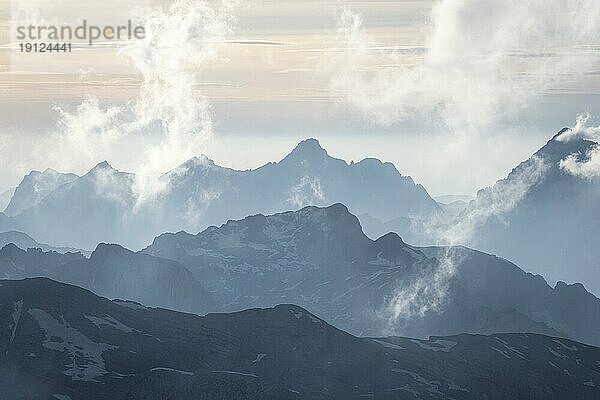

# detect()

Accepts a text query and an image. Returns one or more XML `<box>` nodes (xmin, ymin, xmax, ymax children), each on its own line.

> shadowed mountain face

<box><xmin>0</xmin><ymin>139</ymin><xmax>439</xmax><ymax>250</ymax></box>
<box><xmin>1</xmin><ymin>278</ymin><xmax>599</xmax><ymax>400</ymax></box>
<box><xmin>0</xmin><ymin>243</ymin><xmax>214</xmax><ymax>314</ymax></box>
<box><xmin>144</xmin><ymin>204</ymin><xmax>600</xmax><ymax>346</ymax></box>
<box><xmin>461</xmin><ymin>130</ymin><xmax>600</xmax><ymax>295</ymax></box>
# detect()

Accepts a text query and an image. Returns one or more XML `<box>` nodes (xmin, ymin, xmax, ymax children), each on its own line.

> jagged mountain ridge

<box><xmin>144</xmin><ymin>204</ymin><xmax>600</xmax><ymax>346</ymax></box>
<box><xmin>0</xmin><ymin>139</ymin><xmax>439</xmax><ymax>250</ymax></box>
<box><xmin>1</xmin><ymin>278</ymin><xmax>599</xmax><ymax>400</ymax></box>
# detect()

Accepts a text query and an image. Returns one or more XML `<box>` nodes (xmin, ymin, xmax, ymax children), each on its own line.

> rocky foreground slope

<box><xmin>1</xmin><ymin>278</ymin><xmax>599</xmax><ymax>400</ymax></box>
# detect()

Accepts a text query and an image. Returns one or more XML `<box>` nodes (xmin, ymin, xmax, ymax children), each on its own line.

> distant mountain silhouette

<box><xmin>4</xmin><ymin>168</ymin><xmax>78</xmax><ymax>216</ymax></box>
<box><xmin>11</xmin><ymin>161</ymin><xmax>144</xmax><ymax>249</ymax></box>
<box><xmin>144</xmin><ymin>204</ymin><xmax>600</xmax><ymax>346</ymax></box>
<box><xmin>0</xmin><ymin>230</ymin><xmax>89</xmax><ymax>256</ymax></box>
<box><xmin>1</xmin><ymin>278</ymin><xmax>599</xmax><ymax>400</ymax></box>
<box><xmin>1</xmin><ymin>139</ymin><xmax>439</xmax><ymax>249</ymax></box>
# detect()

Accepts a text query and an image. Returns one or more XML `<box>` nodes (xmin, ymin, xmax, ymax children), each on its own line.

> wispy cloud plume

<box><xmin>384</xmin><ymin>149</ymin><xmax>549</xmax><ymax>331</ymax></box>
<box><xmin>439</xmin><ymin>156</ymin><xmax>549</xmax><ymax>244</ymax></box>
<box><xmin>385</xmin><ymin>247</ymin><xmax>462</xmax><ymax>328</ymax></box>
<box><xmin>48</xmin><ymin>0</ymin><xmax>238</xmax><ymax>205</ymax></box>
<box><xmin>329</xmin><ymin>1</ymin><xmax>600</xmax><ymax>131</ymax></box>
<box><xmin>287</xmin><ymin>175</ymin><xmax>325</xmax><ymax>208</ymax></box>
<box><xmin>122</xmin><ymin>0</ymin><xmax>238</xmax><ymax>177</ymax></box>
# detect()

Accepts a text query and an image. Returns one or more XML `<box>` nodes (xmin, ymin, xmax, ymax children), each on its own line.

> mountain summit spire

<box><xmin>282</xmin><ymin>138</ymin><xmax>328</xmax><ymax>163</ymax></box>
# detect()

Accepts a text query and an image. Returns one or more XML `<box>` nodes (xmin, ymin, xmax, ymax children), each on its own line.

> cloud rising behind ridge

<box><xmin>7</xmin><ymin>0</ymin><xmax>238</xmax><ymax>206</ymax></box>
<box><xmin>383</xmin><ymin>147</ymin><xmax>550</xmax><ymax>332</ymax></box>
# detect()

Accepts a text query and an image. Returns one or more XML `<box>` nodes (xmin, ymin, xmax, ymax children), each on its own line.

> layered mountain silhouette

<box><xmin>1</xmin><ymin>132</ymin><xmax>598</xmax><ymax>296</ymax></box>
<box><xmin>2</xmin><ymin>278</ymin><xmax>599</xmax><ymax>400</ymax></box>
<box><xmin>358</xmin><ymin>129</ymin><xmax>600</xmax><ymax>296</ymax></box>
<box><xmin>0</xmin><ymin>139</ymin><xmax>439</xmax><ymax>250</ymax></box>
<box><xmin>0</xmin><ymin>231</ymin><xmax>89</xmax><ymax>256</ymax></box>
<box><xmin>143</xmin><ymin>204</ymin><xmax>600</xmax><ymax>346</ymax></box>
<box><xmin>1</xmin><ymin>204</ymin><xmax>598</xmax><ymax>344</ymax></box>
<box><xmin>457</xmin><ymin>129</ymin><xmax>600</xmax><ymax>295</ymax></box>
<box><xmin>0</xmin><ymin>243</ymin><xmax>214</xmax><ymax>314</ymax></box>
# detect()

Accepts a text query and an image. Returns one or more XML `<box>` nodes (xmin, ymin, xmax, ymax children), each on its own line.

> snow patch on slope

<box><xmin>29</xmin><ymin>308</ymin><xmax>116</xmax><ymax>382</ymax></box>
<box><xmin>85</xmin><ymin>315</ymin><xmax>134</xmax><ymax>333</ymax></box>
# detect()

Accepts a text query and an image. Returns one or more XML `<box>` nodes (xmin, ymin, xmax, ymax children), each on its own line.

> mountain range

<box><xmin>345</xmin><ymin>129</ymin><xmax>600</xmax><ymax>296</ymax></box>
<box><xmin>3</xmin><ymin>131</ymin><xmax>597</xmax><ymax>297</ymax></box>
<box><xmin>2</xmin><ymin>203</ymin><xmax>597</xmax><ymax>346</ymax></box>
<box><xmin>0</xmin><ymin>139</ymin><xmax>439</xmax><ymax>250</ymax></box>
<box><xmin>0</xmin><ymin>130</ymin><xmax>598</xmax><ymax>319</ymax></box>
<box><xmin>143</xmin><ymin>203</ymin><xmax>600</xmax><ymax>346</ymax></box>
<box><xmin>1</xmin><ymin>129</ymin><xmax>599</xmax><ymax>398</ymax></box>
<box><xmin>1</xmin><ymin>278</ymin><xmax>599</xmax><ymax>400</ymax></box>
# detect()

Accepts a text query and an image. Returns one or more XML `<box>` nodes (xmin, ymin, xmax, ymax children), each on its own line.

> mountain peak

<box><xmin>41</xmin><ymin>167</ymin><xmax>59</xmax><ymax>175</ymax></box>
<box><xmin>296</xmin><ymin>137</ymin><xmax>324</xmax><ymax>150</ymax></box>
<box><xmin>92</xmin><ymin>160</ymin><xmax>113</xmax><ymax>170</ymax></box>
<box><xmin>550</xmin><ymin>127</ymin><xmax>571</xmax><ymax>141</ymax></box>
<box><xmin>91</xmin><ymin>242</ymin><xmax>132</xmax><ymax>259</ymax></box>
<box><xmin>85</xmin><ymin>161</ymin><xmax>122</xmax><ymax>178</ymax></box>
<box><xmin>164</xmin><ymin>155</ymin><xmax>229</xmax><ymax>181</ymax></box>
<box><xmin>534</xmin><ymin>128</ymin><xmax>597</xmax><ymax>165</ymax></box>
<box><xmin>0</xmin><ymin>242</ymin><xmax>24</xmax><ymax>255</ymax></box>
<box><xmin>182</xmin><ymin>155</ymin><xmax>217</xmax><ymax>169</ymax></box>
<box><xmin>282</xmin><ymin>138</ymin><xmax>329</xmax><ymax>163</ymax></box>
<box><xmin>25</xmin><ymin>170</ymin><xmax>42</xmax><ymax>177</ymax></box>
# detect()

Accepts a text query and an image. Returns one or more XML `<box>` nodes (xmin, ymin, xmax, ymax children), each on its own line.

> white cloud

<box><xmin>384</xmin><ymin>247</ymin><xmax>464</xmax><ymax>331</ymax></box>
<box><xmin>54</xmin><ymin>97</ymin><xmax>125</xmax><ymax>168</ymax></box>
<box><xmin>121</xmin><ymin>0</ymin><xmax>238</xmax><ymax>177</ymax></box>
<box><xmin>559</xmin><ymin>113</ymin><xmax>600</xmax><ymax>178</ymax></box>
<box><xmin>329</xmin><ymin>1</ymin><xmax>600</xmax><ymax>131</ymax></box>
<box><xmin>37</xmin><ymin>0</ymin><xmax>239</xmax><ymax>206</ymax></box>
<box><xmin>561</xmin><ymin>148</ymin><xmax>600</xmax><ymax>178</ymax></box>
<box><xmin>287</xmin><ymin>175</ymin><xmax>325</xmax><ymax>208</ymax></box>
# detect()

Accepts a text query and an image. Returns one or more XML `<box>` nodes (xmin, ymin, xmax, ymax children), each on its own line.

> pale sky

<box><xmin>1</xmin><ymin>0</ymin><xmax>599</xmax><ymax>196</ymax></box>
